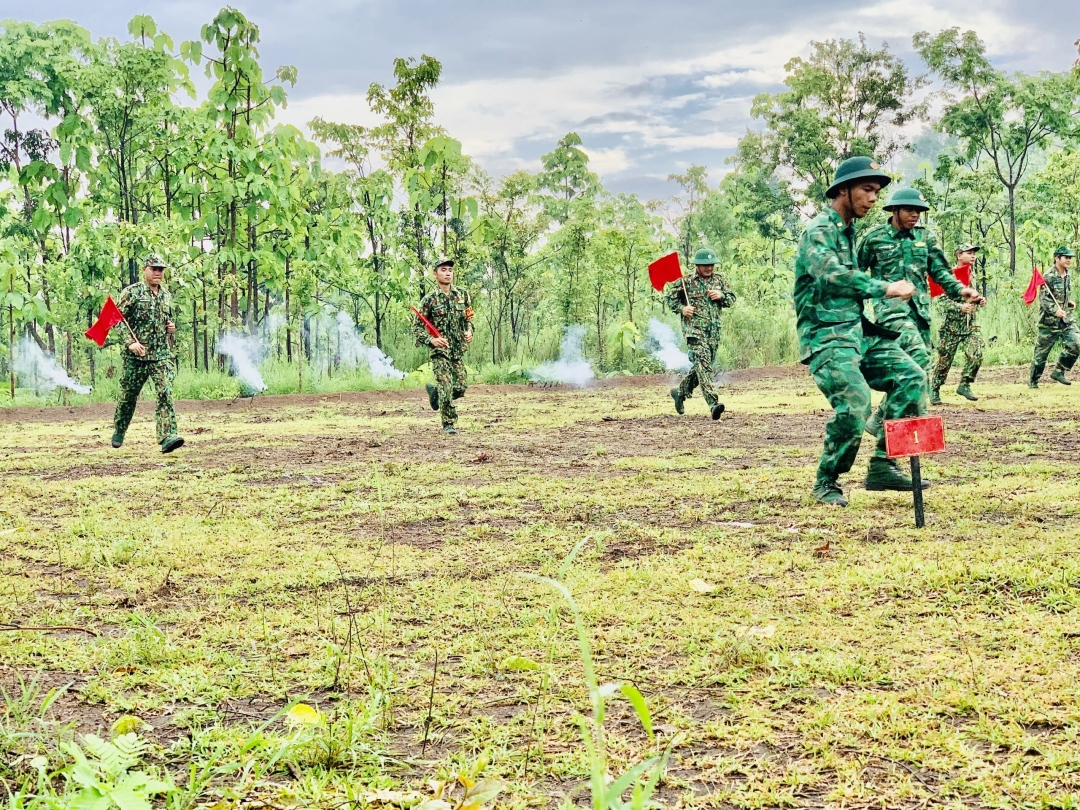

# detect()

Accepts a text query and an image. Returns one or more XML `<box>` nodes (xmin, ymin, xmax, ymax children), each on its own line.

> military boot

<box><xmin>929</xmin><ymin>388</ymin><xmax>942</xmax><ymax>406</ymax></box>
<box><xmin>864</xmin><ymin>409</ymin><xmax>883</xmax><ymax>437</ymax></box>
<box><xmin>812</xmin><ymin>478</ymin><xmax>848</xmax><ymax>507</ymax></box>
<box><xmin>161</xmin><ymin>436</ymin><xmax>185</xmax><ymax>454</ymax></box>
<box><xmin>670</xmin><ymin>388</ymin><xmax>684</xmax><ymax>415</ymax></box>
<box><xmin>1029</xmin><ymin>364</ymin><xmax>1044</xmax><ymax>389</ymax></box>
<box><xmin>711</xmin><ymin>402</ymin><xmax>725</xmax><ymax>421</ymax></box>
<box><xmin>442</xmin><ymin>425</ymin><xmax>457</xmax><ymax>435</ymax></box>
<box><xmin>1051</xmin><ymin>369</ymin><xmax>1072</xmax><ymax>386</ymax></box>
<box><xmin>111</xmin><ymin>431</ymin><xmax>124</xmax><ymax>449</ymax></box>
<box><xmin>865</xmin><ymin>457</ymin><xmax>930</xmax><ymax>491</ymax></box>
<box><xmin>956</xmin><ymin>383</ymin><xmax>978</xmax><ymax>401</ymax></box>
<box><xmin>426</xmin><ymin>383</ymin><xmax>440</xmax><ymax>410</ymax></box>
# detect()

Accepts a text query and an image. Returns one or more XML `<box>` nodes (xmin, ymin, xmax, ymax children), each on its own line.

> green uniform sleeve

<box><xmin>413</xmin><ymin>296</ymin><xmax>434</xmax><ymax>348</ymax></box>
<box><xmin>855</xmin><ymin>231</ymin><xmax>877</xmax><ymax>277</ymax></box>
<box><xmin>717</xmin><ymin>275</ymin><xmax>736</xmax><ymax>308</ymax></box>
<box><xmin>663</xmin><ymin>279</ymin><xmax>685</xmax><ymax>315</ymax></box>
<box><xmin>1040</xmin><ymin>281</ymin><xmax>1060</xmax><ymax>318</ymax></box>
<box><xmin>926</xmin><ymin>233</ymin><xmax>966</xmax><ymax>301</ymax></box>
<box><xmin>805</xmin><ymin>225</ymin><xmax>890</xmax><ymax>300</ymax></box>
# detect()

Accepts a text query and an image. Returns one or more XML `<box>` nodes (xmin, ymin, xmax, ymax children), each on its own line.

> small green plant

<box><xmin>46</xmin><ymin>733</ymin><xmax>174</xmax><ymax>810</ymax></box>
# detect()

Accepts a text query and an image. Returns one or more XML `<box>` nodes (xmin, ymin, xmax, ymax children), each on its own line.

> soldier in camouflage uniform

<box><xmin>666</xmin><ymin>247</ymin><xmax>737</xmax><ymax>420</ymax></box>
<box><xmin>112</xmin><ymin>255</ymin><xmax>185</xmax><ymax>453</ymax></box>
<box><xmin>857</xmin><ymin>188</ymin><xmax>983</xmax><ymax>432</ymax></box>
<box><xmin>1030</xmin><ymin>246</ymin><xmax>1079</xmax><ymax>388</ymax></box>
<box><xmin>414</xmin><ymin>259</ymin><xmax>474</xmax><ymax>434</ymax></box>
<box><xmin>794</xmin><ymin>157</ymin><xmax>926</xmax><ymax>507</ymax></box>
<box><xmin>930</xmin><ymin>244</ymin><xmax>985</xmax><ymax>403</ymax></box>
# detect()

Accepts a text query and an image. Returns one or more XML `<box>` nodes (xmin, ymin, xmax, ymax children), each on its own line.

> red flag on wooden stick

<box><xmin>410</xmin><ymin>305</ymin><xmax>442</xmax><ymax>339</ymax></box>
<box><xmin>1022</xmin><ymin>266</ymin><xmax>1046</xmax><ymax>305</ymax></box>
<box><xmin>648</xmin><ymin>252</ymin><xmax>683</xmax><ymax>292</ymax></box>
<box><xmin>84</xmin><ymin>297</ymin><xmax>125</xmax><ymax>347</ymax></box>
<box><xmin>929</xmin><ymin>265</ymin><xmax>972</xmax><ymax>299</ymax></box>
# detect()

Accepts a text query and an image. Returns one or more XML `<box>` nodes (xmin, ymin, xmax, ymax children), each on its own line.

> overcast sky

<box><xmin>12</xmin><ymin>1</ymin><xmax>1080</xmax><ymax>199</ymax></box>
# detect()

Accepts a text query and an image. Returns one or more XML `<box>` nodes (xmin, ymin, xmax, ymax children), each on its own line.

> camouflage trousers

<box><xmin>1031</xmin><ymin>322</ymin><xmax>1080</xmax><ymax>380</ymax></box>
<box><xmin>809</xmin><ymin>338</ymin><xmax>926</xmax><ymax>483</ymax></box>
<box><xmin>931</xmin><ymin>323</ymin><xmax>983</xmax><ymax>389</ymax></box>
<box><xmin>433</xmin><ymin>353</ymin><xmax>467</xmax><ymax>427</ymax></box>
<box><xmin>870</xmin><ymin>319</ymin><xmax>931</xmax><ymax>452</ymax></box>
<box><xmin>114</xmin><ymin>358</ymin><xmax>177</xmax><ymax>444</ymax></box>
<box><xmin>677</xmin><ymin>339</ymin><xmax>720</xmax><ymax>408</ymax></box>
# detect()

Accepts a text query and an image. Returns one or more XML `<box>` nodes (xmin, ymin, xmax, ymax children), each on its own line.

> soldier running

<box><xmin>112</xmin><ymin>255</ymin><xmax>185</xmax><ymax>453</ymax></box>
<box><xmin>666</xmin><ymin>247</ymin><xmax>737</xmax><ymax>420</ymax></box>
<box><xmin>794</xmin><ymin>157</ymin><xmax>927</xmax><ymax>507</ymax></box>
<box><xmin>930</xmin><ymin>243</ymin><xmax>985</xmax><ymax>403</ymax></box>
<box><xmin>857</xmin><ymin>187</ymin><xmax>983</xmax><ymax>430</ymax></box>
<box><xmin>414</xmin><ymin>258</ymin><xmax>474</xmax><ymax>434</ymax></box>
<box><xmin>1030</xmin><ymin>246</ymin><xmax>1079</xmax><ymax>388</ymax></box>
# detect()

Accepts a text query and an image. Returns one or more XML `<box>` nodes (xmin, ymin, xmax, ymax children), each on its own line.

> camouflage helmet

<box><xmin>433</xmin><ymin>257</ymin><xmax>455</xmax><ymax>270</ymax></box>
<box><xmin>955</xmin><ymin>243</ymin><xmax>980</xmax><ymax>255</ymax></box>
<box><xmin>692</xmin><ymin>247</ymin><xmax>719</xmax><ymax>265</ymax></box>
<box><xmin>1054</xmin><ymin>246</ymin><xmax>1075</xmax><ymax>258</ymax></box>
<box><xmin>883</xmin><ymin>187</ymin><xmax>930</xmax><ymax>212</ymax></box>
<box><xmin>144</xmin><ymin>254</ymin><xmax>167</xmax><ymax>268</ymax></box>
<box><xmin>826</xmin><ymin>156</ymin><xmax>891</xmax><ymax>199</ymax></box>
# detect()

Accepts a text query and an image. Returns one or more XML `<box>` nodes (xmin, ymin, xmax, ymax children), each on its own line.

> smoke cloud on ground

<box><xmin>329</xmin><ymin>311</ymin><xmax>404</xmax><ymax>380</ymax></box>
<box><xmin>14</xmin><ymin>337</ymin><xmax>91</xmax><ymax>394</ymax></box>
<box><xmin>217</xmin><ymin>332</ymin><xmax>268</xmax><ymax>392</ymax></box>
<box><xmin>529</xmin><ymin>325</ymin><xmax>595</xmax><ymax>386</ymax></box>
<box><xmin>645</xmin><ymin>318</ymin><xmax>690</xmax><ymax>372</ymax></box>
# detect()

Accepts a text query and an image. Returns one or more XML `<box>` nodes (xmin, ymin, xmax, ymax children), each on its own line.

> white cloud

<box><xmin>581</xmin><ymin>146</ymin><xmax>630</xmax><ymax>175</ymax></box>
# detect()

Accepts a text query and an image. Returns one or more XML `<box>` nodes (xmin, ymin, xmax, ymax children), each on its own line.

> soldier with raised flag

<box><xmin>794</xmin><ymin>157</ymin><xmax>926</xmax><ymax>507</ymax></box>
<box><xmin>111</xmin><ymin>255</ymin><xmax>185</xmax><ymax>453</ymax></box>
<box><xmin>413</xmin><ymin>258</ymin><xmax>474</xmax><ymax>434</ymax></box>
<box><xmin>930</xmin><ymin>244</ymin><xmax>985</xmax><ymax>404</ymax></box>
<box><xmin>1029</xmin><ymin>246</ymin><xmax>1079</xmax><ymax>388</ymax></box>
<box><xmin>665</xmin><ymin>247</ymin><xmax>737</xmax><ymax>420</ymax></box>
<box><xmin>856</xmin><ymin>188</ymin><xmax>984</xmax><ymax>428</ymax></box>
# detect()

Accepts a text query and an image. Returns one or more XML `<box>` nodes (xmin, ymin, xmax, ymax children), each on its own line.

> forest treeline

<box><xmin>1</xmin><ymin>10</ymin><xmax>1078</xmax><ymax>402</ymax></box>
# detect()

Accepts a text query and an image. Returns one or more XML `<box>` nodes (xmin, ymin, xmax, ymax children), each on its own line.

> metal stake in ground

<box><xmin>883</xmin><ymin>415</ymin><xmax>946</xmax><ymax>528</ymax></box>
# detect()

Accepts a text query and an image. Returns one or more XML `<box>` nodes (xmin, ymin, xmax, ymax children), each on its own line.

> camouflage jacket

<box><xmin>413</xmin><ymin>285</ymin><xmax>473</xmax><ymax>357</ymax></box>
<box><xmin>663</xmin><ymin>271</ymin><xmax>736</xmax><ymax>343</ymax></box>
<box><xmin>793</xmin><ymin>207</ymin><xmax>891</xmax><ymax>363</ymax></box>
<box><xmin>937</xmin><ymin>263</ymin><xmax>978</xmax><ymax>333</ymax></box>
<box><xmin>117</xmin><ymin>281</ymin><xmax>174</xmax><ymax>362</ymax></box>
<box><xmin>1039</xmin><ymin>270</ymin><xmax>1075</xmax><ymax>329</ymax></box>
<box><xmin>856</xmin><ymin>222</ymin><xmax>965</xmax><ymax>328</ymax></box>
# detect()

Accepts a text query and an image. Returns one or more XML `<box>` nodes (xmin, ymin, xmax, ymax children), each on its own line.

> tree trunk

<box><xmin>1008</xmin><ymin>184</ymin><xmax>1017</xmax><ymax>275</ymax></box>
<box><xmin>193</xmin><ymin>299</ymin><xmax>199</xmax><ymax>371</ymax></box>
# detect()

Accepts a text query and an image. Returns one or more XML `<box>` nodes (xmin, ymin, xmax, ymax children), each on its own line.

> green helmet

<box><xmin>1054</xmin><ymin>246</ymin><xmax>1074</xmax><ymax>258</ymax></box>
<box><xmin>825</xmin><ymin>156</ymin><xmax>891</xmax><ymax>199</ymax></box>
<box><xmin>144</xmin><ymin>254</ymin><xmax>167</xmax><ymax>268</ymax></box>
<box><xmin>692</xmin><ymin>247</ymin><xmax>719</xmax><ymax>265</ymax></box>
<box><xmin>883</xmin><ymin>187</ymin><xmax>930</xmax><ymax>212</ymax></box>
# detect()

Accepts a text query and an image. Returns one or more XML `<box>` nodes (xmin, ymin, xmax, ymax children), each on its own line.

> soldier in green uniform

<box><xmin>857</xmin><ymin>188</ymin><xmax>984</xmax><ymax>434</ymax></box>
<box><xmin>414</xmin><ymin>259</ymin><xmax>474</xmax><ymax>434</ymax></box>
<box><xmin>794</xmin><ymin>157</ymin><xmax>926</xmax><ymax>507</ymax></box>
<box><xmin>1030</xmin><ymin>246</ymin><xmax>1079</xmax><ymax>388</ymax></box>
<box><xmin>112</xmin><ymin>255</ymin><xmax>185</xmax><ymax>453</ymax></box>
<box><xmin>930</xmin><ymin>244</ymin><xmax>984</xmax><ymax>403</ymax></box>
<box><xmin>666</xmin><ymin>247</ymin><xmax>737</xmax><ymax>420</ymax></box>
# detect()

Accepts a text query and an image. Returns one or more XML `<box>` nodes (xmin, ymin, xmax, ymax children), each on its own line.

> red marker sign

<box><xmin>883</xmin><ymin>414</ymin><xmax>946</xmax><ymax>529</ymax></box>
<box><xmin>884</xmin><ymin>415</ymin><xmax>946</xmax><ymax>458</ymax></box>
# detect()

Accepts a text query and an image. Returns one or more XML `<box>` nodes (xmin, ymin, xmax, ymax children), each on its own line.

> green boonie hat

<box><xmin>1054</xmin><ymin>246</ymin><xmax>1074</xmax><ymax>257</ymax></box>
<box><xmin>144</xmin><ymin>254</ymin><xmax>167</xmax><ymax>268</ymax></box>
<box><xmin>433</xmin><ymin>257</ymin><xmax>455</xmax><ymax>269</ymax></box>
<box><xmin>826</xmin><ymin>156</ymin><xmax>892</xmax><ymax>199</ymax></box>
<box><xmin>692</xmin><ymin>247</ymin><xmax>719</xmax><ymax>265</ymax></box>
<box><xmin>883</xmin><ymin>187</ymin><xmax>930</xmax><ymax>212</ymax></box>
<box><xmin>955</xmin><ymin>243</ymin><xmax>980</xmax><ymax>255</ymax></box>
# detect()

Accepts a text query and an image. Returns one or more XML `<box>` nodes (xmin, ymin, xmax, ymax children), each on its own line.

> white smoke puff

<box><xmin>645</xmin><ymin>318</ymin><xmax>691</xmax><ymax>372</ymax></box>
<box><xmin>332</xmin><ymin>310</ymin><xmax>405</xmax><ymax>380</ymax></box>
<box><xmin>14</xmin><ymin>337</ymin><xmax>91</xmax><ymax>394</ymax></box>
<box><xmin>529</xmin><ymin>325</ymin><xmax>595</xmax><ymax>387</ymax></box>
<box><xmin>217</xmin><ymin>332</ymin><xmax>267</xmax><ymax>392</ymax></box>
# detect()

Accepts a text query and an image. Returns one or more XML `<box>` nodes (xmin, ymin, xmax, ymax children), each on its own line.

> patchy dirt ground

<box><xmin>2</xmin><ymin>367</ymin><xmax>1079</xmax><ymax>808</ymax></box>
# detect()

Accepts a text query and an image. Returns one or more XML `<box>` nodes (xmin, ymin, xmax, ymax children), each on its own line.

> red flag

<box><xmin>648</xmin><ymin>252</ymin><xmax>683</xmax><ymax>292</ymax></box>
<box><xmin>929</xmin><ymin>265</ymin><xmax>972</xmax><ymax>299</ymax></box>
<box><xmin>84</xmin><ymin>296</ymin><xmax>125</xmax><ymax>347</ymax></box>
<box><xmin>410</xmin><ymin>305</ymin><xmax>442</xmax><ymax>339</ymax></box>
<box><xmin>1022</xmin><ymin>266</ymin><xmax>1046</xmax><ymax>305</ymax></box>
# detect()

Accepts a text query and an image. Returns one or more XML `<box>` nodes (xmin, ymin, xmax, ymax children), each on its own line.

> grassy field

<box><xmin>1</xmin><ymin>367</ymin><xmax>1079</xmax><ymax>809</ymax></box>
